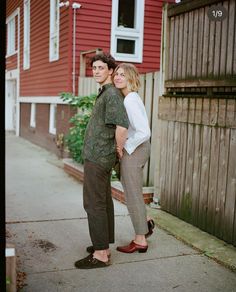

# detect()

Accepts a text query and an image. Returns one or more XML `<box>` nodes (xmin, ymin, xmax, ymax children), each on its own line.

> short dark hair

<box><xmin>90</xmin><ymin>53</ymin><xmax>117</xmax><ymax>70</ymax></box>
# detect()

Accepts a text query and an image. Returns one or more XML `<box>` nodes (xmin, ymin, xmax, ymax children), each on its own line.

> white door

<box><xmin>5</xmin><ymin>79</ymin><xmax>17</xmax><ymax>132</ymax></box>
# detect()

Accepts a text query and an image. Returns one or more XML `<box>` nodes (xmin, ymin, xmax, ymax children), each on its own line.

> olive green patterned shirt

<box><xmin>82</xmin><ymin>83</ymin><xmax>129</xmax><ymax>171</ymax></box>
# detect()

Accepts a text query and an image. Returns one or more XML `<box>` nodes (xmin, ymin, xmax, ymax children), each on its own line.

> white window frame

<box><xmin>110</xmin><ymin>0</ymin><xmax>145</xmax><ymax>63</ymax></box>
<box><xmin>30</xmin><ymin>103</ymin><xmax>36</xmax><ymax>128</ymax></box>
<box><xmin>6</xmin><ymin>13</ymin><xmax>17</xmax><ymax>57</ymax></box>
<box><xmin>49</xmin><ymin>0</ymin><xmax>59</xmax><ymax>62</ymax></box>
<box><xmin>23</xmin><ymin>0</ymin><xmax>30</xmax><ymax>69</ymax></box>
<box><xmin>49</xmin><ymin>104</ymin><xmax>57</xmax><ymax>135</ymax></box>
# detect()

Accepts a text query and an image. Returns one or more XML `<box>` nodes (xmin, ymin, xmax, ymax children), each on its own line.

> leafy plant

<box><xmin>6</xmin><ymin>276</ymin><xmax>11</xmax><ymax>285</ymax></box>
<box><xmin>60</xmin><ymin>92</ymin><xmax>96</xmax><ymax>163</ymax></box>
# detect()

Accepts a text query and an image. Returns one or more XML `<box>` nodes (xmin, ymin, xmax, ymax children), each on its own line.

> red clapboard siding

<box><xmin>6</xmin><ymin>0</ymin><xmax>19</xmax><ymax>16</ymax></box>
<box><xmin>20</xmin><ymin>0</ymin><xmax>71</xmax><ymax>96</ymax></box>
<box><xmin>139</xmin><ymin>0</ymin><xmax>164</xmax><ymax>73</ymax></box>
<box><xmin>7</xmin><ymin>0</ymin><xmax>173</xmax><ymax>96</ymax></box>
<box><xmin>6</xmin><ymin>54</ymin><xmax>17</xmax><ymax>71</ymax></box>
<box><xmin>74</xmin><ymin>0</ymin><xmax>166</xmax><ymax>76</ymax></box>
<box><xmin>73</xmin><ymin>0</ymin><xmax>113</xmax><ymax>79</ymax></box>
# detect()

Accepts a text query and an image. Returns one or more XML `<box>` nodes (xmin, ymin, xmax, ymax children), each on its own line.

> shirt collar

<box><xmin>97</xmin><ymin>83</ymin><xmax>113</xmax><ymax>98</ymax></box>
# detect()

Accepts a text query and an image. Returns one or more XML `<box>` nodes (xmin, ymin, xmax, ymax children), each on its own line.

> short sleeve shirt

<box><xmin>82</xmin><ymin>83</ymin><xmax>129</xmax><ymax>171</ymax></box>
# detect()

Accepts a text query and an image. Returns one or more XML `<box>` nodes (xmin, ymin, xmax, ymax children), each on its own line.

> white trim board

<box><xmin>5</xmin><ymin>69</ymin><xmax>19</xmax><ymax>80</ymax></box>
<box><xmin>19</xmin><ymin>96</ymin><xmax>68</xmax><ymax>104</ymax></box>
<box><xmin>6</xmin><ymin>248</ymin><xmax>15</xmax><ymax>257</ymax></box>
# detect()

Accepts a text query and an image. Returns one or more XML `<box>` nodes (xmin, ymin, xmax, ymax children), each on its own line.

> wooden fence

<box><xmin>157</xmin><ymin>97</ymin><xmax>236</xmax><ymax>245</ymax></box>
<box><xmin>156</xmin><ymin>0</ymin><xmax>236</xmax><ymax>246</ymax></box>
<box><xmin>165</xmin><ymin>0</ymin><xmax>236</xmax><ymax>92</ymax></box>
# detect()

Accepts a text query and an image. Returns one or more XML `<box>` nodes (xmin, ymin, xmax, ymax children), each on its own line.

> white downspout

<box><xmin>72</xmin><ymin>3</ymin><xmax>81</xmax><ymax>96</ymax></box>
<box><xmin>16</xmin><ymin>7</ymin><xmax>20</xmax><ymax>136</ymax></box>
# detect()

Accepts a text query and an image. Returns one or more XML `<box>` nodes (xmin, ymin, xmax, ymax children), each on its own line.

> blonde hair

<box><xmin>113</xmin><ymin>63</ymin><xmax>141</xmax><ymax>92</ymax></box>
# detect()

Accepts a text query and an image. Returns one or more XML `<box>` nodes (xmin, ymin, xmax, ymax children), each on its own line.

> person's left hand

<box><xmin>116</xmin><ymin>146</ymin><xmax>123</xmax><ymax>159</ymax></box>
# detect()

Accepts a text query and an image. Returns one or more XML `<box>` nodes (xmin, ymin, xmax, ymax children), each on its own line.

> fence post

<box><xmin>6</xmin><ymin>243</ymin><xmax>16</xmax><ymax>292</ymax></box>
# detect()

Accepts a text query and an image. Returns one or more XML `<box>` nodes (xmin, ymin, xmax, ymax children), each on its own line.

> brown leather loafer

<box><xmin>74</xmin><ymin>254</ymin><xmax>110</xmax><ymax>269</ymax></box>
<box><xmin>116</xmin><ymin>240</ymin><xmax>148</xmax><ymax>253</ymax></box>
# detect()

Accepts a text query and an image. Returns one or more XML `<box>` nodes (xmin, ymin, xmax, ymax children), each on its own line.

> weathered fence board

<box><xmin>159</xmin><ymin>121</ymin><xmax>169</xmax><ymax>210</ymax></box>
<box><xmin>227</xmin><ymin>0</ymin><xmax>235</xmax><ymax>75</ymax></box>
<box><xmin>177</xmin><ymin>122</ymin><xmax>188</xmax><ymax>218</ymax></box>
<box><xmin>181</xmin><ymin>12</ymin><xmax>188</xmax><ymax>79</ymax></box>
<box><xmin>167</xmin><ymin>121</ymin><xmax>175</xmax><ymax>213</ymax></box>
<box><xmin>150</xmin><ymin>72</ymin><xmax>161</xmax><ymax>187</ymax></box>
<box><xmin>182</xmin><ymin>123</ymin><xmax>195</xmax><ymax>222</ymax></box>
<box><xmin>138</xmin><ymin>75</ymin><xmax>145</xmax><ymax>103</ymax></box>
<box><xmin>198</xmin><ymin>126</ymin><xmax>211</xmax><ymax>230</ymax></box>
<box><xmin>223</xmin><ymin>130</ymin><xmax>236</xmax><ymax>243</ymax></box>
<box><xmin>206</xmin><ymin>127</ymin><xmax>220</xmax><ymax>234</ymax></box>
<box><xmin>214</xmin><ymin>128</ymin><xmax>230</xmax><ymax>239</ymax></box>
<box><xmin>171</xmin><ymin>122</ymin><xmax>181</xmax><ymax>216</ymax></box>
<box><xmin>79</xmin><ymin>77</ymin><xmax>98</xmax><ymax>97</ymax></box>
<box><xmin>191</xmin><ymin>125</ymin><xmax>202</xmax><ymax>226</ymax></box>
<box><xmin>143</xmin><ymin>73</ymin><xmax>154</xmax><ymax>186</ymax></box>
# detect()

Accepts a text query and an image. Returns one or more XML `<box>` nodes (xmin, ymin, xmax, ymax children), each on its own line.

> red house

<box><xmin>6</xmin><ymin>0</ymin><xmax>174</xmax><ymax>155</ymax></box>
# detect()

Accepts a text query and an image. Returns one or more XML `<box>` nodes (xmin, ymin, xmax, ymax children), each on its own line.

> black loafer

<box><xmin>74</xmin><ymin>254</ymin><xmax>110</xmax><ymax>269</ymax></box>
<box><xmin>145</xmin><ymin>219</ymin><xmax>155</xmax><ymax>238</ymax></box>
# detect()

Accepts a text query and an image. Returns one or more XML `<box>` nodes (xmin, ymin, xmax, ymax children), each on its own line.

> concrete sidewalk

<box><xmin>6</xmin><ymin>134</ymin><xmax>236</xmax><ymax>292</ymax></box>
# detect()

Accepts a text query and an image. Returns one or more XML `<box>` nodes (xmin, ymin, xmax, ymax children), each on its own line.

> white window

<box><xmin>30</xmin><ymin>103</ymin><xmax>36</xmax><ymax>128</ymax></box>
<box><xmin>111</xmin><ymin>0</ymin><xmax>145</xmax><ymax>63</ymax></box>
<box><xmin>49</xmin><ymin>0</ymin><xmax>59</xmax><ymax>61</ymax></box>
<box><xmin>23</xmin><ymin>0</ymin><xmax>30</xmax><ymax>69</ymax></box>
<box><xmin>49</xmin><ymin>104</ymin><xmax>57</xmax><ymax>135</ymax></box>
<box><xmin>7</xmin><ymin>17</ymin><xmax>16</xmax><ymax>56</ymax></box>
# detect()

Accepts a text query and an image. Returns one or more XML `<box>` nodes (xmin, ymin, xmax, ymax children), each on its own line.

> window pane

<box><xmin>30</xmin><ymin>103</ymin><xmax>36</xmax><ymax>128</ymax></box>
<box><xmin>118</xmin><ymin>0</ymin><xmax>135</xmax><ymax>28</ymax></box>
<box><xmin>53</xmin><ymin>37</ymin><xmax>58</xmax><ymax>55</ymax></box>
<box><xmin>54</xmin><ymin>0</ymin><xmax>58</xmax><ymax>26</ymax></box>
<box><xmin>53</xmin><ymin>105</ymin><xmax>57</xmax><ymax>129</ymax></box>
<box><xmin>49</xmin><ymin>104</ymin><xmax>57</xmax><ymax>134</ymax></box>
<box><xmin>50</xmin><ymin>0</ymin><xmax>59</xmax><ymax>61</ymax></box>
<box><xmin>117</xmin><ymin>39</ymin><xmax>135</xmax><ymax>54</ymax></box>
<box><xmin>8</xmin><ymin>18</ymin><xmax>15</xmax><ymax>54</ymax></box>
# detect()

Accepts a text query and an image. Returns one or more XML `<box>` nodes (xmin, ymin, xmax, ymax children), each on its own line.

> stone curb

<box><xmin>147</xmin><ymin>207</ymin><xmax>236</xmax><ymax>273</ymax></box>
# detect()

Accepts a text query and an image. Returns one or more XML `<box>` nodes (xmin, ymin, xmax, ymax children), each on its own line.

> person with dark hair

<box><xmin>74</xmin><ymin>53</ymin><xmax>129</xmax><ymax>269</ymax></box>
<box><xmin>113</xmin><ymin>63</ymin><xmax>154</xmax><ymax>254</ymax></box>
<box><xmin>90</xmin><ymin>53</ymin><xmax>118</xmax><ymax>71</ymax></box>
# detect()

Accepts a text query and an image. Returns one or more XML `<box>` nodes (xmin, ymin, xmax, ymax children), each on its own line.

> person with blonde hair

<box><xmin>113</xmin><ymin>63</ymin><xmax>155</xmax><ymax>253</ymax></box>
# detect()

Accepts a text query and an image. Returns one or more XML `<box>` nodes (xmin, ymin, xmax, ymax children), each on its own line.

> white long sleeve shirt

<box><xmin>124</xmin><ymin>92</ymin><xmax>151</xmax><ymax>155</ymax></box>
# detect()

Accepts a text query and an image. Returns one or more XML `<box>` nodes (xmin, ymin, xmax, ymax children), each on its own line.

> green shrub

<box><xmin>60</xmin><ymin>92</ymin><xmax>96</xmax><ymax>163</ymax></box>
<box><xmin>6</xmin><ymin>276</ymin><xmax>11</xmax><ymax>285</ymax></box>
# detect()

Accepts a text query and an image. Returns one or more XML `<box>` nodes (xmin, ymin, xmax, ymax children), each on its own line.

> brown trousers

<box><xmin>120</xmin><ymin>141</ymin><xmax>151</xmax><ymax>235</ymax></box>
<box><xmin>83</xmin><ymin>160</ymin><xmax>114</xmax><ymax>250</ymax></box>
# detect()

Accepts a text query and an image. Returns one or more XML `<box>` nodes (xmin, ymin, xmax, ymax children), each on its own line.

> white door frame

<box><xmin>5</xmin><ymin>79</ymin><xmax>17</xmax><ymax>132</ymax></box>
<box><xmin>5</xmin><ymin>69</ymin><xmax>20</xmax><ymax>135</ymax></box>
<box><xmin>5</xmin><ymin>7</ymin><xmax>20</xmax><ymax>136</ymax></box>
